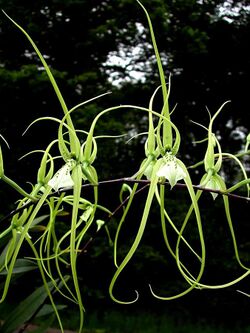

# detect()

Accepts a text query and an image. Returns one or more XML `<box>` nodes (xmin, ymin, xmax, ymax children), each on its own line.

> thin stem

<box><xmin>1</xmin><ymin>177</ymin><xmax>249</xmax><ymax>226</ymax></box>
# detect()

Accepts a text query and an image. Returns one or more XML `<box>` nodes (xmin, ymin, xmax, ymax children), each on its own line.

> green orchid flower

<box><xmin>204</xmin><ymin>173</ymin><xmax>222</xmax><ymax>200</ymax></box>
<box><xmin>156</xmin><ymin>153</ymin><xmax>186</xmax><ymax>188</ymax></box>
<box><xmin>48</xmin><ymin>159</ymin><xmax>76</xmax><ymax>191</ymax></box>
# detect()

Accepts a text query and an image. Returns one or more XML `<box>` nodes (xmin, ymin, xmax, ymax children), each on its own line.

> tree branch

<box><xmin>0</xmin><ymin>177</ymin><xmax>249</xmax><ymax>226</ymax></box>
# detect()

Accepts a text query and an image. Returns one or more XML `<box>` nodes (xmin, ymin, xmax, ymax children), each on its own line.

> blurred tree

<box><xmin>0</xmin><ymin>0</ymin><xmax>249</xmax><ymax>177</ymax></box>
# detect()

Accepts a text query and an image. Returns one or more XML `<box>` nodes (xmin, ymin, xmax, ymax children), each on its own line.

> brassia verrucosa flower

<box><xmin>156</xmin><ymin>153</ymin><xmax>186</xmax><ymax>189</ymax></box>
<box><xmin>0</xmin><ymin>2</ymin><xmax>249</xmax><ymax>332</ymax></box>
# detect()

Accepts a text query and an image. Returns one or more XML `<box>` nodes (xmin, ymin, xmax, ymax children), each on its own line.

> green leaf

<box><xmin>36</xmin><ymin>304</ymin><xmax>67</xmax><ymax>318</ymax></box>
<box><xmin>0</xmin><ymin>259</ymin><xmax>37</xmax><ymax>275</ymax></box>
<box><xmin>0</xmin><ymin>281</ymin><xmax>56</xmax><ymax>333</ymax></box>
<box><xmin>30</xmin><ymin>215</ymin><xmax>50</xmax><ymax>228</ymax></box>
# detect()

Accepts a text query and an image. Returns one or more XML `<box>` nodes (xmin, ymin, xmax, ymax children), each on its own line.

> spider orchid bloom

<box><xmin>156</xmin><ymin>153</ymin><xmax>186</xmax><ymax>189</ymax></box>
<box><xmin>205</xmin><ymin>174</ymin><xmax>222</xmax><ymax>200</ymax></box>
<box><xmin>48</xmin><ymin>159</ymin><xmax>75</xmax><ymax>191</ymax></box>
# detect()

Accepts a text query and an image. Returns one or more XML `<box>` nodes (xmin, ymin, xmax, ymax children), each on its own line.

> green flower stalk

<box><xmin>137</xmin><ymin>0</ymin><xmax>172</xmax><ymax>149</ymax></box>
<box><xmin>245</xmin><ymin>133</ymin><xmax>250</xmax><ymax>152</ymax></box>
<box><xmin>0</xmin><ymin>134</ymin><xmax>6</xmax><ymax>178</ymax></box>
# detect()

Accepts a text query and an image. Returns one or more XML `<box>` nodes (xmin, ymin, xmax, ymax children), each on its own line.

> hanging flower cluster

<box><xmin>0</xmin><ymin>2</ymin><xmax>249</xmax><ymax>333</ymax></box>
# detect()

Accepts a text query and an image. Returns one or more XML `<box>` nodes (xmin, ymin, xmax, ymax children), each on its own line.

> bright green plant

<box><xmin>0</xmin><ymin>1</ymin><xmax>249</xmax><ymax>332</ymax></box>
